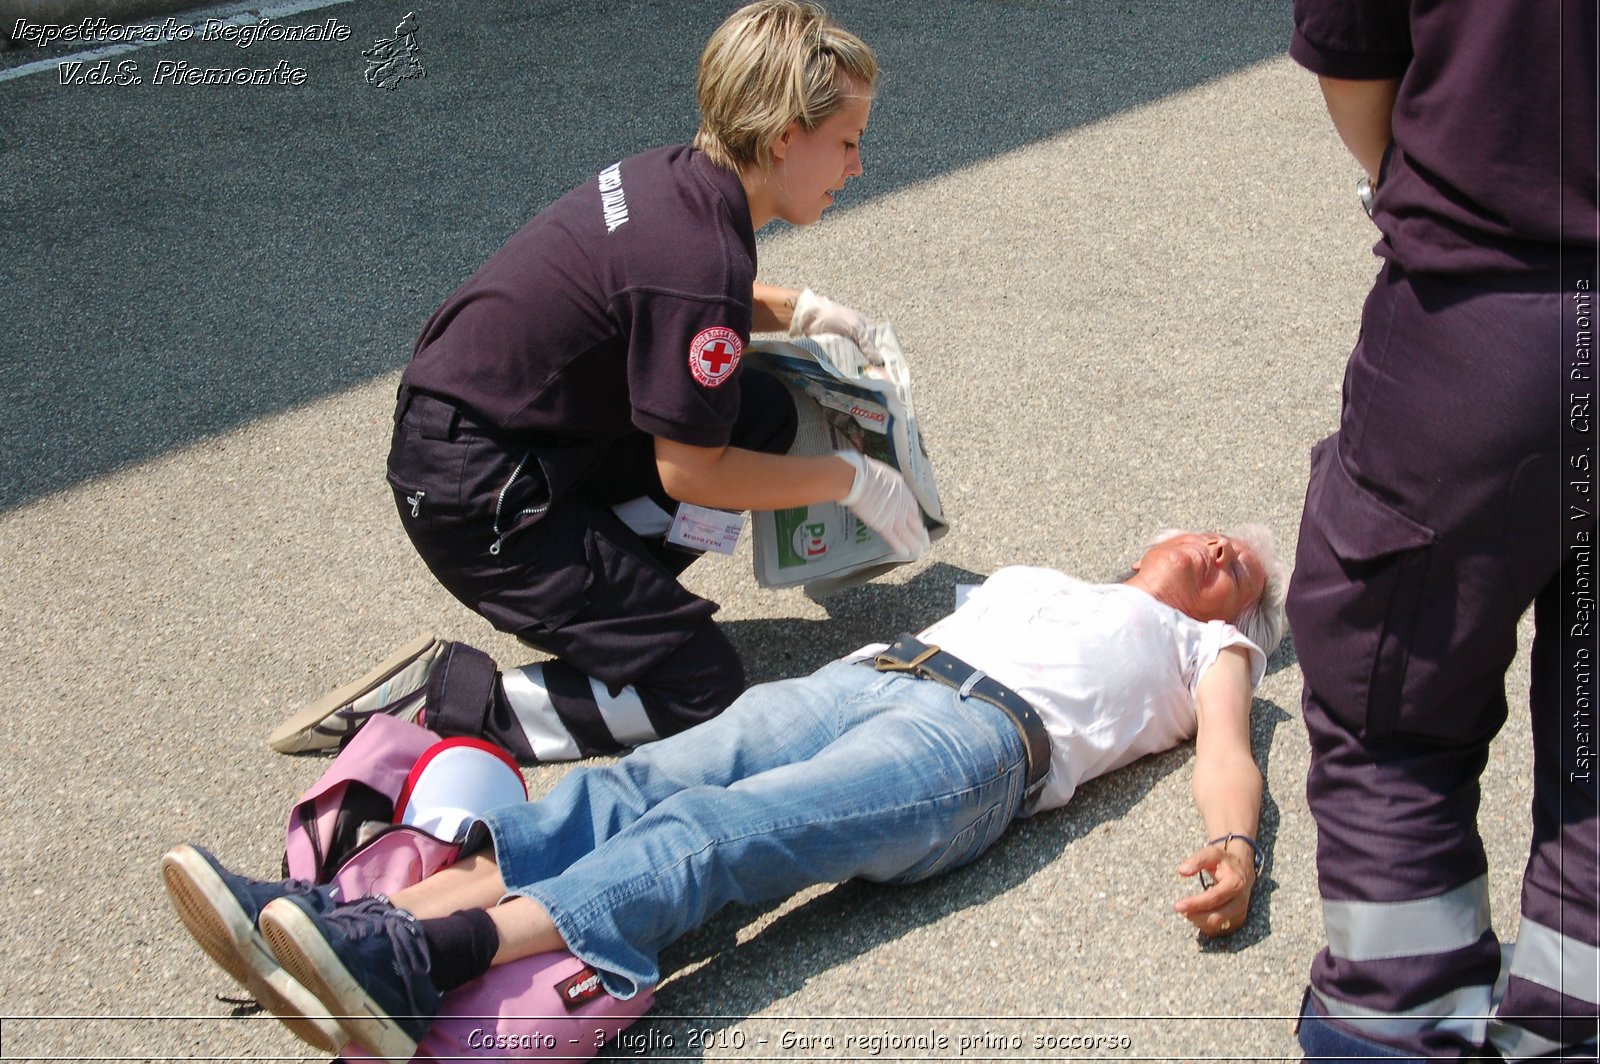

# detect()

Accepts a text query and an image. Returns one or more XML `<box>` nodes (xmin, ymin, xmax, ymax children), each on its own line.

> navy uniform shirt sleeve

<box><xmin>619</xmin><ymin>288</ymin><xmax>751</xmax><ymax>449</ymax></box>
<box><xmin>402</xmin><ymin>146</ymin><xmax>762</xmax><ymax>442</ymax></box>
<box><xmin>1290</xmin><ymin>0</ymin><xmax>1596</xmax><ymax>274</ymax></box>
<box><xmin>608</xmin><ymin>149</ymin><xmax>757</xmax><ymax>450</ymax></box>
<box><xmin>1290</xmin><ymin>0</ymin><xmax>1412</xmax><ymax>80</ymax></box>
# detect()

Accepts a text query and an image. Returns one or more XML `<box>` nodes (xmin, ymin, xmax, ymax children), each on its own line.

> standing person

<box><xmin>1285</xmin><ymin>2</ymin><xmax>1599</xmax><ymax>1060</ymax></box>
<box><xmin>168</xmin><ymin>526</ymin><xmax>1287</xmax><ymax>1064</ymax></box>
<box><xmin>269</xmin><ymin>1</ymin><xmax>929</xmax><ymax>765</ymax></box>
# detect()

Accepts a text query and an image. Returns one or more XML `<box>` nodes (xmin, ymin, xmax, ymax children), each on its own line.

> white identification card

<box><xmin>666</xmin><ymin>503</ymin><xmax>746</xmax><ymax>555</ymax></box>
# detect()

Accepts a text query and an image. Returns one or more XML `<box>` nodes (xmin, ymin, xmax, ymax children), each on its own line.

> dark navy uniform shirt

<box><xmin>402</xmin><ymin>146</ymin><xmax>758</xmax><ymax>448</ymax></box>
<box><xmin>1291</xmin><ymin>0</ymin><xmax>1598</xmax><ymax>276</ymax></box>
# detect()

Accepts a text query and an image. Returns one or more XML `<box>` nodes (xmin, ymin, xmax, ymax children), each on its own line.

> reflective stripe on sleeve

<box><xmin>1323</xmin><ymin>875</ymin><xmax>1491</xmax><ymax>962</ymax></box>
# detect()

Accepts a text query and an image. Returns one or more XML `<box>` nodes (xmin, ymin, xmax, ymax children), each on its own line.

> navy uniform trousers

<box><xmin>1288</xmin><ymin>260</ymin><xmax>1599</xmax><ymax>1061</ymax></box>
<box><xmin>385</xmin><ymin>371</ymin><xmax>797</xmax><ymax>762</ymax></box>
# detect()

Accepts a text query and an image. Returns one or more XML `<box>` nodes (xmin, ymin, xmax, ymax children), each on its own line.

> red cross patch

<box><xmin>689</xmin><ymin>326</ymin><xmax>743</xmax><ymax>387</ymax></box>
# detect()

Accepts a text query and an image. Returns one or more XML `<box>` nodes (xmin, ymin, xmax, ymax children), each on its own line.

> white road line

<box><xmin>0</xmin><ymin>0</ymin><xmax>353</xmax><ymax>84</ymax></box>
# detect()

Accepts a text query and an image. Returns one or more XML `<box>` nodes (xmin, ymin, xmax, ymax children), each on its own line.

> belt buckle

<box><xmin>873</xmin><ymin>641</ymin><xmax>941</xmax><ymax>672</ymax></box>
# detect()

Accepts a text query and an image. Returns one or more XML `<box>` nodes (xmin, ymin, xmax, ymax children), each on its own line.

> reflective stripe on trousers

<box><xmin>1313</xmin><ymin>878</ymin><xmax>1599</xmax><ymax>1057</ymax></box>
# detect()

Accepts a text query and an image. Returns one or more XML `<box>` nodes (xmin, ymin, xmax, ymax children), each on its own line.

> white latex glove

<box><xmin>834</xmin><ymin>449</ymin><xmax>930</xmax><ymax>560</ymax></box>
<box><xmin>791</xmin><ymin>287</ymin><xmax>882</xmax><ymax>365</ymax></box>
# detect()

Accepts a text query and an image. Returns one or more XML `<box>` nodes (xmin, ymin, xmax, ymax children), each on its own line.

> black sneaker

<box><xmin>160</xmin><ymin>844</ymin><xmax>345</xmax><ymax>1052</ymax></box>
<box><xmin>259</xmin><ymin>895</ymin><xmax>442</xmax><ymax>1064</ymax></box>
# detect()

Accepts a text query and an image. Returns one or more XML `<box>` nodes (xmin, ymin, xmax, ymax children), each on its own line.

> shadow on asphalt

<box><xmin>2</xmin><ymin>0</ymin><xmax>1288</xmax><ymax>511</ymax></box>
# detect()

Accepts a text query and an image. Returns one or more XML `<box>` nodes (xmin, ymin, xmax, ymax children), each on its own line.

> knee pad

<box><xmin>424</xmin><ymin>642</ymin><xmax>501</xmax><ymax>740</ymax></box>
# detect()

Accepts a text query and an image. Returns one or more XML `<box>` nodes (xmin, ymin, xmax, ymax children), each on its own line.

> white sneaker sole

<box><xmin>160</xmin><ymin>846</ymin><xmax>346</xmax><ymax>1053</ymax></box>
<box><xmin>268</xmin><ymin>632</ymin><xmax>440</xmax><ymax>754</ymax></box>
<box><xmin>259</xmin><ymin>897</ymin><xmax>420</xmax><ymax>1064</ymax></box>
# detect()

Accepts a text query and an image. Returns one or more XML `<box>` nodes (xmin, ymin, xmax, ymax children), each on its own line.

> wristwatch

<box><xmin>1357</xmin><ymin>176</ymin><xmax>1375</xmax><ymax>218</ymax></box>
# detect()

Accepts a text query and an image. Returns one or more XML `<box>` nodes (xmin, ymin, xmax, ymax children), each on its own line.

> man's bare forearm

<box><xmin>1318</xmin><ymin>74</ymin><xmax>1401</xmax><ymax>183</ymax></box>
<box><xmin>1174</xmin><ymin>646</ymin><xmax>1261</xmax><ymax>935</ymax></box>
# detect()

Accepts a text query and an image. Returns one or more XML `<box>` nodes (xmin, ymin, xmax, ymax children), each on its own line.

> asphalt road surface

<box><xmin>0</xmin><ymin>1</ymin><xmax>1538</xmax><ymax>1061</ymax></box>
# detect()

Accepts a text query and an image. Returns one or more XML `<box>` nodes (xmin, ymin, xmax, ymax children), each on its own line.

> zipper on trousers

<box><xmin>489</xmin><ymin>450</ymin><xmax>548</xmax><ymax>555</ymax></box>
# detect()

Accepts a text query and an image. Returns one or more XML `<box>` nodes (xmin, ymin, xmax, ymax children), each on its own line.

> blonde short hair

<box><xmin>693</xmin><ymin>0</ymin><xmax>878</xmax><ymax>172</ymax></box>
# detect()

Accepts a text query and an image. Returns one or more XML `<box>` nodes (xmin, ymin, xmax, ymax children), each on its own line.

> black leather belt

<box><xmin>868</xmin><ymin>635</ymin><xmax>1052</xmax><ymax>804</ymax></box>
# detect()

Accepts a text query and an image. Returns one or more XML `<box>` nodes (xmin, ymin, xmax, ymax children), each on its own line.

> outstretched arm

<box><xmin>1173</xmin><ymin>645</ymin><xmax>1261</xmax><ymax>937</ymax></box>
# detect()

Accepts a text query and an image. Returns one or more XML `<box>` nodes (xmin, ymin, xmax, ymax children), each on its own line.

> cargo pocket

<box><xmin>1297</xmin><ymin>436</ymin><xmax>1436</xmax><ymax>740</ymax></box>
<box><xmin>386</xmin><ymin>425</ymin><xmax>472</xmax><ymax>520</ymax></box>
<box><xmin>477</xmin><ymin>502</ymin><xmax>597</xmax><ymax>635</ymax></box>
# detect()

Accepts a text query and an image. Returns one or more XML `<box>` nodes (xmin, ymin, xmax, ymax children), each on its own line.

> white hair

<box><xmin>1145</xmin><ymin>523</ymin><xmax>1289</xmax><ymax>656</ymax></box>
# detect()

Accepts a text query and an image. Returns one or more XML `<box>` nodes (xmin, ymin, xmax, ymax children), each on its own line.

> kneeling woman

<box><xmin>271</xmin><ymin>0</ymin><xmax>929</xmax><ymax>764</ymax></box>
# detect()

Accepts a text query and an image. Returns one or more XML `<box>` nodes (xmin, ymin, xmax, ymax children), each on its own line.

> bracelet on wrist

<box><xmin>1207</xmin><ymin>832</ymin><xmax>1267</xmax><ymax>878</ymax></box>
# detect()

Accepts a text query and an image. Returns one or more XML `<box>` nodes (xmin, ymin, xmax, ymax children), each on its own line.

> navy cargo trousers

<box><xmin>1288</xmin><ymin>260</ymin><xmax>1598</xmax><ymax>1061</ymax></box>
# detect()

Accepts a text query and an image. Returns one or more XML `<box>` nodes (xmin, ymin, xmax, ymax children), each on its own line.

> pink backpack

<box><xmin>283</xmin><ymin>715</ymin><xmax>653</xmax><ymax>1061</ymax></box>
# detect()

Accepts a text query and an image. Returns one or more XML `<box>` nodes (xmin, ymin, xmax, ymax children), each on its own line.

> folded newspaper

<box><xmin>746</xmin><ymin>323</ymin><xmax>948</xmax><ymax>599</ymax></box>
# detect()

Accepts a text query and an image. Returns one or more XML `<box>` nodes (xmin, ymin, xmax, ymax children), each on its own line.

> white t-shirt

<box><xmin>851</xmin><ymin>567</ymin><xmax>1266</xmax><ymax>815</ymax></box>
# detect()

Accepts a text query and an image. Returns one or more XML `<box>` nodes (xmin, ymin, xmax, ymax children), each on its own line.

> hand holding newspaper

<box><xmin>746</xmin><ymin>323</ymin><xmax>948</xmax><ymax>599</ymax></box>
<box><xmin>833</xmin><ymin>448</ymin><xmax>930</xmax><ymax>560</ymax></box>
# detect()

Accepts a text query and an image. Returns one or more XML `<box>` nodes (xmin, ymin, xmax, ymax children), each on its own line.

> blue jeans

<box><xmin>478</xmin><ymin>661</ymin><xmax>1030</xmax><ymax>997</ymax></box>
